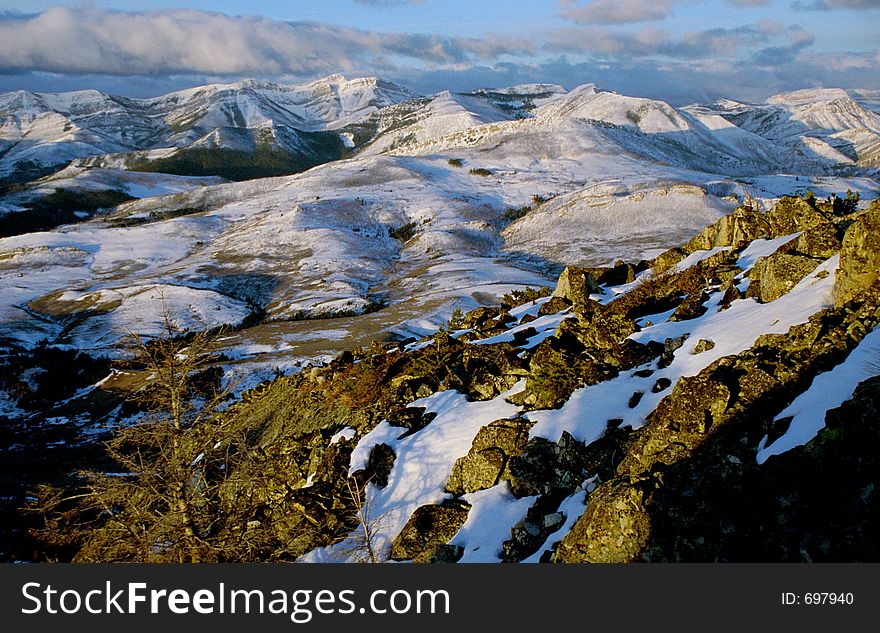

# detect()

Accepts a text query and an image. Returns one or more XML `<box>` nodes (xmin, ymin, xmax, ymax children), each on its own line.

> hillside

<box><xmin>9</xmin><ymin>195</ymin><xmax>880</xmax><ymax>563</ymax></box>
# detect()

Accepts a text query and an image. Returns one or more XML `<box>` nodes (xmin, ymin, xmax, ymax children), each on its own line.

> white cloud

<box><xmin>545</xmin><ymin>23</ymin><xmax>777</xmax><ymax>59</ymax></box>
<box><xmin>0</xmin><ymin>7</ymin><xmax>532</xmax><ymax>76</ymax></box>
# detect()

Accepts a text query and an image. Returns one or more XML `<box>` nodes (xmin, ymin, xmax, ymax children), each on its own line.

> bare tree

<box><xmin>30</xmin><ymin>305</ymin><xmax>268</xmax><ymax>562</ymax></box>
<box><xmin>340</xmin><ymin>478</ymin><xmax>388</xmax><ymax>563</ymax></box>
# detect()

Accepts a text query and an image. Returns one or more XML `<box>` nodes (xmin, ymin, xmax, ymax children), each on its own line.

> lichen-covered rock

<box><xmin>387</xmin><ymin>407</ymin><xmax>436</xmax><ymax>438</ymax></box>
<box><xmin>765</xmin><ymin>196</ymin><xmax>832</xmax><ymax>235</ymax></box>
<box><xmin>619</xmin><ymin>375</ymin><xmax>731</xmax><ymax>475</ymax></box>
<box><xmin>446</xmin><ymin>418</ymin><xmax>534</xmax><ymax>494</ymax></box>
<box><xmin>537</xmin><ymin>295</ymin><xmax>572</xmax><ymax>316</ymax></box>
<box><xmin>598</xmin><ymin>260</ymin><xmax>637</xmax><ymax>286</ymax></box>
<box><xmin>390</xmin><ymin>500</ymin><xmax>470</xmax><ymax>561</ymax></box>
<box><xmin>552</xmin><ymin>266</ymin><xmax>601</xmax><ymax>313</ymax></box>
<box><xmin>557</xmin><ymin>308</ymin><xmax>639</xmax><ymax>350</ymax></box>
<box><xmin>554</xmin><ymin>477</ymin><xmax>654</xmax><ymax>563</ymax></box>
<box><xmin>747</xmin><ymin>252</ymin><xmax>821</xmax><ymax>303</ymax></box>
<box><xmin>792</xmin><ymin>221</ymin><xmax>841</xmax><ymax>259</ymax></box>
<box><xmin>504</xmin><ymin>432</ymin><xmax>588</xmax><ymax>497</ymax></box>
<box><xmin>684</xmin><ymin>207</ymin><xmax>770</xmax><ymax>252</ymax></box>
<box><xmin>651</xmin><ymin>247</ymin><xmax>687</xmax><ymax>275</ymax></box>
<box><xmin>669</xmin><ymin>291</ymin><xmax>709</xmax><ymax>322</ymax></box>
<box><xmin>692</xmin><ymin>339</ymin><xmax>715</xmax><ymax>354</ymax></box>
<box><xmin>834</xmin><ymin>206</ymin><xmax>880</xmax><ymax>307</ymax></box>
<box><xmin>365</xmin><ymin>443</ymin><xmax>396</xmax><ymax>488</ymax></box>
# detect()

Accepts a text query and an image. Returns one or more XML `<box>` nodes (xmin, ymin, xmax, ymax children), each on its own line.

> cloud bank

<box><xmin>0</xmin><ymin>7</ymin><xmax>532</xmax><ymax>76</ymax></box>
<box><xmin>0</xmin><ymin>5</ymin><xmax>876</xmax><ymax>105</ymax></box>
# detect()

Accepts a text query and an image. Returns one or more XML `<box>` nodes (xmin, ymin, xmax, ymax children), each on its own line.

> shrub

<box><xmin>504</xmin><ymin>205</ymin><xmax>531</xmax><ymax>221</ymax></box>
<box><xmin>388</xmin><ymin>221</ymin><xmax>417</xmax><ymax>241</ymax></box>
<box><xmin>501</xmin><ymin>286</ymin><xmax>552</xmax><ymax>310</ymax></box>
<box><xmin>831</xmin><ymin>190</ymin><xmax>859</xmax><ymax>216</ymax></box>
<box><xmin>447</xmin><ymin>158</ymin><xmax>464</xmax><ymax>167</ymax></box>
<box><xmin>468</xmin><ymin>168</ymin><xmax>492</xmax><ymax>177</ymax></box>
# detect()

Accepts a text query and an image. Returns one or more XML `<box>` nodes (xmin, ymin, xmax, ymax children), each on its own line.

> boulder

<box><xmin>552</xmin><ymin>266</ymin><xmax>601</xmax><ymax>312</ymax></box>
<box><xmin>365</xmin><ymin>443</ymin><xmax>396</xmax><ymax>488</ymax></box>
<box><xmin>446</xmin><ymin>418</ymin><xmax>534</xmax><ymax>494</ymax></box>
<box><xmin>651</xmin><ymin>247</ymin><xmax>688</xmax><ymax>275</ymax></box>
<box><xmin>765</xmin><ymin>196</ymin><xmax>832</xmax><ymax>235</ymax></box>
<box><xmin>834</xmin><ymin>206</ymin><xmax>880</xmax><ymax>307</ymax></box>
<box><xmin>554</xmin><ymin>477</ymin><xmax>653</xmax><ymax>563</ymax></box>
<box><xmin>504</xmin><ymin>433</ymin><xmax>587</xmax><ymax>497</ymax></box>
<box><xmin>537</xmin><ymin>295</ymin><xmax>572</xmax><ymax>316</ymax></box>
<box><xmin>387</xmin><ymin>407</ymin><xmax>437</xmax><ymax>438</ymax></box>
<box><xmin>598</xmin><ymin>260</ymin><xmax>637</xmax><ymax>286</ymax></box>
<box><xmin>619</xmin><ymin>374</ymin><xmax>731</xmax><ymax>475</ymax></box>
<box><xmin>668</xmin><ymin>291</ymin><xmax>709</xmax><ymax>322</ymax></box>
<box><xmin>692</xmin><ymin>339</ymin><xmax>715</xmax><ymax>354</ymax></box>
<box><xmin>390</xmin><ymin>500</ymin><xmax>470</xmax><ymax>562</ymax></box>
<box><xmin>792</xmin><ymin>221</ymin><xmax>841</xmax><ymax>259</ymax></box>
<box><xmin>747</xmin><ymin>252</ymin><xmax>821</xmax><ymax>303</ymax></box>
<box><xmin>682</xmin><ymin>207</ymin><xmax>770</xmax><ymax>253</ymax></box>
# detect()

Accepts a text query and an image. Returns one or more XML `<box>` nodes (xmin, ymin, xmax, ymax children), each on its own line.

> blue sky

<box><xmin>0</xmin><ymin>1</ymin><xmax>878</xmax><ymax>103</ymax></box>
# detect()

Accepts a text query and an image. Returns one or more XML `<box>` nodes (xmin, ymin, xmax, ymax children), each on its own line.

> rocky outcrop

<box><xmin>555</xmin><ymin>287</ymin><xmax>880</xmax><ymax>562</ymax></box>
<box><xmin>746</xmin><ymin>252</ymin><xmax>822</xmax><ymax>303</ymax></box>
<box><xmin>834</xmin><ymin>204</ymin><xmax>880</xmax><ymax>307</ymax></box>
<box><xmin>446</xmin><ymin>418</ymin><xmax>534</xmax><ymax>494</ymax></box>
<box><xmin>652</xmin><ymin>207</ymin><xmax>769</xmax><ymax>274</ymax></box>
<box><xmin>390</xmin><ymin>500</ymin><xmax>470</xmax><ymax>562</ymax></box>
<box><xmin>765</xmin><ymin>196</ymin><xmax>831</xmax><ymax>235</ymax></box>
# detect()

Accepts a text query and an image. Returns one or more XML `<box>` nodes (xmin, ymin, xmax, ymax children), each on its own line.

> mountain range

<box><xmin>1</xmin><ymin>74</ymin><xmax>879</xmax><ymax>563</ymax></box>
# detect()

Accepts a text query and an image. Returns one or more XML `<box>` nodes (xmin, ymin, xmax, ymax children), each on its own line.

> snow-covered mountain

<box><xmin>688</xmin><ymin>88</ymin><xmax>880</xmax><ymax>167</ymax></box>
<box><xmin>0</xmin><ymin>75</ymin><xmax>417</xmax><ymax>181</ymax></box>
<box><xmin>1</xmin><ymin>79</ymin><xmax>879</xmax><ymax>356</ymax></box>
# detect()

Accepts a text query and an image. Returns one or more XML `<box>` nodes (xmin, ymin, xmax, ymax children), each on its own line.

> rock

<box><xmin>462</xmin><ymin>306</ymin><xmax>512</xmax><ymax>331</ymax></box>
<box><xmin>366</xmin><ymin>443</ymin><xmax>396</xmax><ymax>488</ymax></box>
<box><xmin>511</xmin><ymin>326</ymin><xmax>538</xmax><ymax>346</ymax></box>
<box><xmin>651</xmin><ymin>377</ymin><xmax>672</xmax><ymax>393</ymax></box>
<box><xmin>552</xmin><ymin>266</ymin><xmax>601</xmax><ymax>313</ymax></box>
<box><xmin>658</xmin><ymin>335</ymin><xmax>688</xmax><ymax>368</ymax></box>
<box><xmin>388</xmin><ymin>407</ymin><xmax>437</xmax><ymax>437</ymax></box>
<box><xmin>390</xmin><ymin>500</ymin><xmax>470</xmax><ymax>561</ymax></box>
<box><xmin>651</xmin><ymin>248</ymin><xmax>688</xmax><ymax>275</ymax></box>
<box><xmin>598</xmin><ymin>261</ymin><xmax>637</xmax><ymax>286</ymax></box>
<box><xmin>554</xmin><ymin>477</ymin><xmax>654</xmax><ymax>563</ymax></box>
<box><xmin>620</xmin><ymin>375</ymin><xmax>731</xmax><ymax>475</ymax></box>
<box><xmin>747</xmin><ymin>252</ymin><xmax>821</xmax><ymax>303</ymax></box>
<box><xmin>557</xmin><ymin>309</ymin><xmax>639</xmax><ymax>350</ymax></box>
<box><xmin>537</xmin><ymin>295</ymin><xmax>572</xmax><ymax>316</ymax></box>
<box><xmin>522</xmin><ymin>338</ymin><xmax>583</xmax><ymax>410</ymax></box>
<box><xmin>692</xmin><ymin>339</ymin><xmax>715</xmax><ymax>354</ymax></box>
<box><xmin>834</xmin><ymin>206</ymin><xmax>880</xmax><ymax>307</ymax></box>
<box><xmin>446</xmin><ymin>418</ymin><xmax>534</xmax><ymax>494</ymax></box>
<box><xmin>681</xmin><ymin>207</ymin><xmax>770</xmax><ymax>254</ymax></box>
<box><xmin>765</xmin><ymin>196</ymin><xmax>832</xmax><ymax>235</ymax></box>
<box><xmin>669</xmin><ymin>291</ymin><xmax>709</xmax><ymax>322</ymax></box>
<box><xmin>718</xmin><ymin>282</ymin><xmax>742</xmax><ymax>310</ymax></box>
<box><xmin>505</xmin><ymin>437</ymin><xmax>582</xmax><ymax>497</ymax></box>
<box><xmin>418</xmin><ymin>543</ymin><xmax>464</xmax><ymax>564</ymax></box>
<box><xmin>792</xmin><ymin>221</ymin><xmax>841</xmax><ymax>259</ymax></box>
